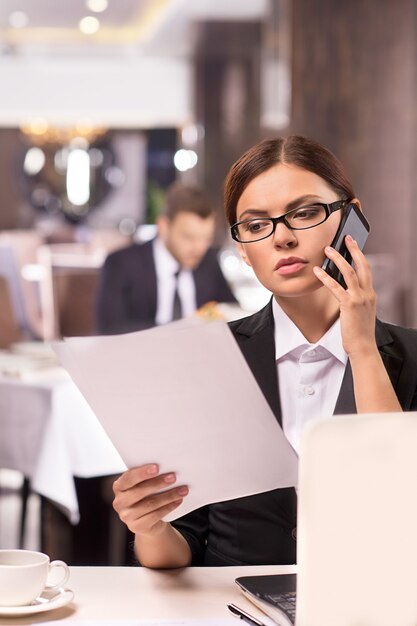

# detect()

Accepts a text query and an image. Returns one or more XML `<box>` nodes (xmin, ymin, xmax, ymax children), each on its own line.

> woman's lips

<box><xmin>275</xmin><ymin>257</ymin><xmax>308</xmax><ymax>275</ymax></box>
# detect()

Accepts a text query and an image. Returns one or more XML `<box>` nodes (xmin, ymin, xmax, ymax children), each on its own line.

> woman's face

<box><xmin>235</xmin><ymin>163</ymin><xmax>343</xmax><ymax>300</ymax></box>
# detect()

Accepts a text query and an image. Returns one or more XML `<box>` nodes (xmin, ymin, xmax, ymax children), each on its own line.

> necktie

<box><xmin>172</xmin><ymin>270</ymin><xmax>182</xmax><ymax>320</ymax></box>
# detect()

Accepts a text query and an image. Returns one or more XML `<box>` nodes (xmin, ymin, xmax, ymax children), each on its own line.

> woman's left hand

<box><xmin>313</xmin><ymin>235</ymin><xmax>377</xmax><ymax>359</ymax></box>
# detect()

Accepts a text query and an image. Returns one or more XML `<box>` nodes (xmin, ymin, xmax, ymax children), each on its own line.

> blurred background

<box><xmin>0</xmin><ymin>0</ymin><xmax>416</xmax><ymax>563</ymax></box>
<box><xmin>0</xmin><ymin>0</ymin><xmax>416</xmax><ymax>341</ymax></box>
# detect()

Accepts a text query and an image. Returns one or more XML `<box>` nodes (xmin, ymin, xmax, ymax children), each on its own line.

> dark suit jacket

<box><xmin>95</xmin><ymin>239</ymin><xmax>237</xmax><ymax>334</ymax></box>
<box><xmin>172</xmin><ymin>301</ymin><xmax>417</xmax><ymax>566</ymax></box>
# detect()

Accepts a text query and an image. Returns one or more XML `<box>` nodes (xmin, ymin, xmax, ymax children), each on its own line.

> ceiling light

<box><xmin>23</xmin><ymin>147</ymin><xmax>45</xmax><ymax>176</ymax></box>
<box><xmin>181</xmin><ymin>124</ymin><xmax>205</xmax><ymax>147</ymax></box>
<box><xmin>79</xmin><ymin>16</ymin><xmax>100</xmax><ymax>35</ymax></box>
<box><xmin>21</xmin><ymin>119</ymin><xmax>49</xmax><ymax>138</ymax></box>
<box><xmin>174</xmin><ymin>149</ymin><xmax>198</xmax><ymax>172</ymax></box>
<box><xmin>67</xmin><ymin>149</ymin><xmax>90</xmax><ymax>206</ymax></box>
<box><xmin>8</xmin><ymin>11</ymin><xmax>29</xmax><ymax>28</ymax></box>
<box><xmin>86</xmin><ymin>0</ymin><xmax>108</xmax><ymax>12</ymax></box>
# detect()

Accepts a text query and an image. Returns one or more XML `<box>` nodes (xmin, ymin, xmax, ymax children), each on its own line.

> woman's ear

<box><xmin>350</xmin><ymin>197</ymin><xmax>362</xmax><ymax>211</ymax></box>
<box><xmin>236</xmin><ymin>242</ymin><xmax>252</xmax><ymax>267</ymax></box>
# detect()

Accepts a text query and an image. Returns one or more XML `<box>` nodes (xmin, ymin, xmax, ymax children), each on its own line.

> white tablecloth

<box><xmin>0</xmin><ymin>370</ymin><xmax>126</xmax><ymax>523</ymax></box>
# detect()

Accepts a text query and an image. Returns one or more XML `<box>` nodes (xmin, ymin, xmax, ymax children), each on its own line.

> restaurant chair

<box><xmin>37</xmin><ymin>231</ymin><xmax>131</xmax><ymax>340</ymax></box>
<box><xmin>0</xmin><ymin>230</ymin><xmax>44</xmax><ymax>340</ymax></box>
<box><xmin>0</xmin><ymin>275</ymin><xmax>21</xmax><ymax>348</ymax></box>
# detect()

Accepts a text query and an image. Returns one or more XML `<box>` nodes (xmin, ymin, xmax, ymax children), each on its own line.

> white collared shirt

<box><xmin>153</xmin><ymin>238</ymin><xmax>196</xmax><ymax>325</ymax></box>
<box><xmin>272</xmin><ymin>298</ymin><xmax>348</xmax><ymax>454</ymax></box>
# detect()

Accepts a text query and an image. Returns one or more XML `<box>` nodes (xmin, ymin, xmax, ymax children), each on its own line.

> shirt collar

<box><xmin>153</xmin><ymin>237</ymin><xmax>180</xmax><ymax>278</ymax></box>
<box><xmin>272</xmin><ymin>298</ymin><xmax>347</xmax><ymax>365</ymax></box>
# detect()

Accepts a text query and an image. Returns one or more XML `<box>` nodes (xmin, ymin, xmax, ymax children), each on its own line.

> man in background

<box><xmin>96</xmin><ymin>182</ymin><xmax>236</xmax><ymax>334</ymax></box>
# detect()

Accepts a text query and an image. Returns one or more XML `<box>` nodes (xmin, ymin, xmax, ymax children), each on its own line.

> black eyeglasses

<box><xmin>230</xmin><ymin>199</ymin><xmax>350</xmax><ymax>243</ymax></box>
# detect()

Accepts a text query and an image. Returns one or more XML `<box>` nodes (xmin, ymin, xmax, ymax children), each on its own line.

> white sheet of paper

<box><xmin>44</xmin><ymin>620</ymin><xmax>239</xmax><ymax>626</ymax></box>
<box><xmin>54</xmin><ymin>319</ymin><xmax>297</xmax><ymax>521</ymax></box>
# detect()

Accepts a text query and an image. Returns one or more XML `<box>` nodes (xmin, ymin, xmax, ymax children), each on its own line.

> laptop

<box><xmin>236</xmin><ymin>411</ymin><xmax>417</xmax><ymax>626</ymax></box>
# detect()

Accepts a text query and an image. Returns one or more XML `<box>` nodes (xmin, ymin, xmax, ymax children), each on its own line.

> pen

<box><xmin>227</xmin><ymin>603</ymin><xmax>266</xmax><ymax>626</ymax></box>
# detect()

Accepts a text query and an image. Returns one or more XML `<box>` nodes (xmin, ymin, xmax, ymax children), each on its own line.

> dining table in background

<box><xmin>0</xmin><ymin>346</ymin><xmax>127</xmax><ymax>562</ymax></box>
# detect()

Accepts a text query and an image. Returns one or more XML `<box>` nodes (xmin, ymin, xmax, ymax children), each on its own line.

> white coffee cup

<box><xmin>0</xmin><ymin>549</ymin><xmax>70</xmax><ymax>607</ymax></box>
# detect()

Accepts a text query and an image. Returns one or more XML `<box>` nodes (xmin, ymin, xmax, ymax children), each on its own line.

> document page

<box><xmin>44</xmin><ymin>617</ymin><xmax>236</xmax><ymax>626</ymax></box>
<box><xmin>54</xmin><ymin>319</ymin><xmax>297</xmax><ymax>521</ymax></box>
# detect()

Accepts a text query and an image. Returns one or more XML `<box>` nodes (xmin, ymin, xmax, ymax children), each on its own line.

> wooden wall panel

<box><xmin>290</xmin><ymin>0</ymin><xmax>417</xmax><ymax>324</ymax></box>
<box><xmin>194</xmin><ymin>21</ymin><xmax>262</xmax><ymax>237</ymax></box>
<box><xmin>0</xmin><ymin>130</ymin><xmax>27</xmax><ymax>229</ymax></box>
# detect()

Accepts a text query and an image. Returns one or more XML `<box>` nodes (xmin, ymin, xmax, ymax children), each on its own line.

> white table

<box><xmin>0</xmin><ymin>369</ymin><xmax>126</xmax><ymax>523</ymax></box>
<box><xmin>0</xmin><ymin>565</ymin><xmax>296</xmax><ymax>625</ymax></box>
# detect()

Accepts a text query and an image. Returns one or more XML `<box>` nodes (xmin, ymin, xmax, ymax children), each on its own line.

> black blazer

<box><xmin>95</xmin><ymin>239</ymin><xmax>237</xmax><ymax>334</ymax></box>
<box><xmin>172</xmin><ymin>301</ymin><xmax>417</xmax><ymax>566</ymax></box>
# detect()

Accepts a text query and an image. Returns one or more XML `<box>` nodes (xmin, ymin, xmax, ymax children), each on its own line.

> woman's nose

<box><xmin>272</xmin><ymin>221</ymin><xmax>298</xmax><ymax>248</ymax></box>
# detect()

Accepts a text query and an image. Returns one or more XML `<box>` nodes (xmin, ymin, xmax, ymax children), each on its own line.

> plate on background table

<box><xmin>10</xmin><ymin>341</ymin><xmax>57</xmax><ymax>361</ymax></box>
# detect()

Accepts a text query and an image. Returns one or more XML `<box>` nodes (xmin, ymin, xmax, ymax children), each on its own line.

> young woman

<box><xmin>112</xmin><ymin>135</ymin><xmax>417</xmax><ymax>568</ymax></box>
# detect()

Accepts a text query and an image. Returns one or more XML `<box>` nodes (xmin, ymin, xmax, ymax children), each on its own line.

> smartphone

<box><xmin>321</xmin><ymin>203</ymin><xmax>370</xmax><ymax>288</ymax></box>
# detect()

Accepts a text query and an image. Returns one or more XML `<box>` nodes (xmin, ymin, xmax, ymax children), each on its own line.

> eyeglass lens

<box><xmin>235</xmin><ymin>205</ymin><xmax>327</xmax><ymax>242</ymax></box>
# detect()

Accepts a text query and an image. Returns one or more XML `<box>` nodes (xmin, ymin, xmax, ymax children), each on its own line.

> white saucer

<box><xmin>0</xmin><ymin>587</ymin><xmax>74</xmax><ymax>616</ymax></box>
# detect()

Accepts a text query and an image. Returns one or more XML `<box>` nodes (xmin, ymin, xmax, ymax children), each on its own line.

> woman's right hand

<box><xmin>112</xmin><ymin>464</ymin><xmax>189</xmax><ymax>538</ymax></box>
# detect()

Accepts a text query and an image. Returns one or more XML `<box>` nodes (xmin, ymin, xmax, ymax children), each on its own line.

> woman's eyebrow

<box><xmin>285</xmin><ymin>194</ymin><xmax>323</xmax><ymax>211</ymax></box>
<box><xmin>238</xmin><ymin>195</ymin><xmax>323</xmax><ymax>220</ymax></box>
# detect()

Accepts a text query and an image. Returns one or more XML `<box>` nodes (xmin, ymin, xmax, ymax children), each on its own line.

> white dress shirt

<box><xmin>153</xmin><ymin>238</ymin><xmax>196</xmax><ymax>325</ymax></box>
<box><xmin>272</xmin><ymin>298</ymin><xmax>348</xmax><ymax>454</ymax></box>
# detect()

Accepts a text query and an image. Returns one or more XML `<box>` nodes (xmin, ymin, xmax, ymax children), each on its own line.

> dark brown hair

<box><xmin>163</xmin><ymin>182</ymin><xmax>214</xmax><ymax>220</ymax></box>
<box><xmin>224</xmin><ymin>135</ymin><xmax>355</xmax><ymax>225</ymax></box>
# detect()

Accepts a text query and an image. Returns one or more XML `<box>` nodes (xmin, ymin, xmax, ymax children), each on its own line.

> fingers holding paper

<box><xmin>112</xmin><ymin>464</ymin><xmax>189</xmax><ymax>537</ymax></box>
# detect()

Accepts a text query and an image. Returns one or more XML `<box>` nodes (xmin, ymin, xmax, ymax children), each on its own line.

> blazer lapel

<box><xmin>375</xmin><ymin>319</ymin><xmax>403</xmax><ymax>389</ymax></box>
<box><xmin>334</xmin><ymin>361</ymin><xmax>356</xmax><ymax>414</ymax></box>
<box><xmin>231</xmin><ymin>308</ymin><xmax>405</xmax><ymax>424</ymax></box>
<box><xmin>143</xmin><ymin>239</ymin><xmax>158</xmax><ymax>318</ymax></box>
<box><xmin>230</xmin><ymin>301</ymin><xmax>282</xmax><ymax>425</ymax></box>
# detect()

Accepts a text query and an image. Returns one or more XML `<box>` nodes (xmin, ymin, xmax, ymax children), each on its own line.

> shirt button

<box><xmin>302</xmin><ymin>385</ymin><xmax>315</xmax><ymax>396</ymax></box>
<box><xmin>309</xmin><ymin>349</ymin><xmax>316</xmax><ymax>357</ymax></box>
